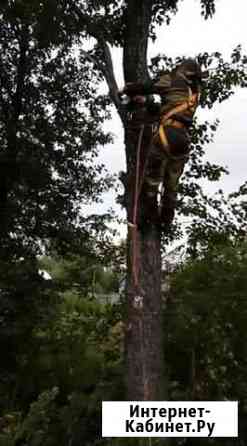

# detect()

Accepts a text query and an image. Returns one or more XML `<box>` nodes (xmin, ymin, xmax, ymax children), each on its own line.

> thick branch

<box><xmin>73</xmin><ymin>6</ymin><xmax>124</xmax><ymax>120</ymax></box>
<box><xmin>0</xmin><ymin>93</ymin><xmax>10</xmax><ymax>122</ymax></box>
<box><xmin>97</xmin><ymin>38</ymin><xmax>123</xmax><ymax>116</ymax></box>
<box><xmin>13</xmin><ymin>29</ymin><xmax>28</xmax><ymax>122</ymax></box>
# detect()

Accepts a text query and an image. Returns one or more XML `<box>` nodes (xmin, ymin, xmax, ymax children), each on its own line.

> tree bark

<box><xmin>123</xmin><ymin>0</ymin><xmax>152</xmax><ymax>83</ymax></box>
<box><xmin>121</xmin><ymin>0</ymin><xmax>166</xmax><ymax>402</ymax></box>
<box><xmin>124</xmin><ymin>122</ymin><xmax>165</xmax><ymax>401</ymax></box>
<box><xmin>125</xmin><ymin>225</ymin><xmax>164</xmax><ymax>400</ymax></box>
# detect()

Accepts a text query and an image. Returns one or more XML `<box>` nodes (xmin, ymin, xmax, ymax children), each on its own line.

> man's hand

<box><xmin>118</xmin><ymin>83</ymin><xmax>134</xmax><ymax>96</ymax></box>
<box><xmin>132</xmin><ymin>95</ymin><xmax>146</xmax><ymax>105</ymax></box>
<box><xmin>118</xmin><ymin>85</ymin><xmax>146</xmax><ymax>106</ymax></box>
<box><xmin>123</xmin><ymin>82</ymin><xmax>135</xmax><ymax>93</ymax></box>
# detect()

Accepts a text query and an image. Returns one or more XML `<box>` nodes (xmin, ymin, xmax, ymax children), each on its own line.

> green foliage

<box><xmin>14</xmin><ymin>387</ymin><xmax>61</xmax><ymax>446</ymax></box>
<box><xmin>0</xmin><ymin>238</ymin><xmax>124</xmax><ymax>444</ymax></box>
<box><xmin>40</xmin><ymin>253</ymin><xmax>120</xmax><ymax>297</ymax></box>
<box><xmin>0</xmin><ymin>1</ymin><xmax>114</xmax><ymax>259</ymax></box>
<box><xmin>0</xmin><ymin>1</ymin><xmax>116</xmax><ymax>417</ymax></box>
<box><xmin>0</xmin><ymin>263</ymin><xmax>123</xmax><ymax>444</ymax></box>
<box><xmin>0</xmin><ymin>256</ymin><xmax>56</xmax><ymax>411</ymax></box>
<box><xmin>165</xmin><ymin>241</ymin><xmax>247</xmax><ymax>408</ymax></box>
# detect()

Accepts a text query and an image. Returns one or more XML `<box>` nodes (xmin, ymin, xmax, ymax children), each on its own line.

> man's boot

<box><xmin>160</xmin><ymin>192</ymin><xmax>177</xmax><ymax>229</ymax></box>
<box><xmin>140</xmin><ymin>184</ymin><xmax>160</xmax><ymax>226</ymax></box>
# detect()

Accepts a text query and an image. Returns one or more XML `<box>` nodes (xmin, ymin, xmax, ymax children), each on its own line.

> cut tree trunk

<box><xmin>120</xmin><ymin>0</ymin><xmax>167</xmax><ymax>402</ymax></box>
<box><xmin>124</xmin><ymin>121</ymin><xmax>165</xmax><ymax>401</ymax></box>
<box><xmin>125</xmin><ymin>224</ymin><xmax>164</xmax><ymax>400</ymax></box>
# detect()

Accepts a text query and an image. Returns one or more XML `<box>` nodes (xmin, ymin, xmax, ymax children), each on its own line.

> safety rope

<box><xmin>128</xmin><ymin>124</ymin><xmax>144</xmax><ymax>289</ymax></box>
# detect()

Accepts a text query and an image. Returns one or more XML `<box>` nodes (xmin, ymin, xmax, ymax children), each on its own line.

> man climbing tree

<box><xmin>120</xmin><ymin>58</ymin><xmax>207</xmax><ymax>229</ymax></box>
<box><xmin>70</xmin><ymin>0</ymin><xmax>246</xmax><ymax>402</ymax></box>
<box><xmin>118</xmin><ymin>56</ymin><xmax>208</xmax><ymax>402</ymax></box>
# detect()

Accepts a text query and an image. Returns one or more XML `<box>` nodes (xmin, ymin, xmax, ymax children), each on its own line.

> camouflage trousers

<box><xmin>142</xmin><ymin>126</ymin><xmax>190</xmax><ymax>222</ymax></box>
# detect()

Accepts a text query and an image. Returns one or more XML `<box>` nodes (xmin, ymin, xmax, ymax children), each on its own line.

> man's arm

<box><xmin>122</xmin><ymin>73</ymin><xmax>171</xmax><ymax>97</ymax></box>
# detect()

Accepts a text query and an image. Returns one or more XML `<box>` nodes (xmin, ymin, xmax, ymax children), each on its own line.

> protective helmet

<box><xmin>176</xmin><ymin>58</ymin><xmax>208</xmax><ymax>84</ymax></box>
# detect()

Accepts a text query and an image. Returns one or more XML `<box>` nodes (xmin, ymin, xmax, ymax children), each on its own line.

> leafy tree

<box><xmin>0</xmin><ymin>0</ymin><xmax>115</xmax><ymax>406</ymax></box>
<box><xmin>40</xmin><ymin>252</ymin><xmax>120</xmax><ymax>298</ymax></box>
<box><xmin>0</xmin><ymin>2</ymin><xmax>113</xmax><ymax>257</ymax></box>
<box><xmin>0</xmin><ymin>281</ymin><xmax>123</xmax><ymax>446</ymax></box>
<box><xmin>165</xmin><ymin>240</ymin><xmax>247</xmax><ymax>445</ymax></box>
<box><xmin>0</xmin><ymin>256</ymin><xmax>55</xmax><ymax>411</ymax></box>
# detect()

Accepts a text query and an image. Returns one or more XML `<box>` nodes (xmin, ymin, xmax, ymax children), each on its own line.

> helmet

<box><xmin>176</xmin><ymin>58</ymin><xmax>208</xmax><ymax>84</ymax></box>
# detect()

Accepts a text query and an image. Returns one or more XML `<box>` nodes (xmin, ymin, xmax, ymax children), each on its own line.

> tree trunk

<box><xmin>123</xmin><ymin>0</ymin><xmax>152</xmax><ymax>82</ymax></box>
<box><xmin>121</xmin><ymin>0</ymin><xmax>166</xmax><ymax>401</ymax></box>
<box><xmin>124</xmin><ymin>121</ymin><xmax>165</xmax><ymax>401</ymax></box>
<box><xmin>125</xmin><ymin>224</ymin><xmax>164</xmax><ymax>400</ymax></box>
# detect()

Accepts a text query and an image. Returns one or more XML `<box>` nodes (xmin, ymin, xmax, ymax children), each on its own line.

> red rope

<box><xmin>132</xmin><ymin>125</ymin><xmax>144</xmax><ymax>225</ymax></box>
<box><xmin>130</xmin><ymin>124</ymin><xmax>144</xmax><ymax>289</ymax></box>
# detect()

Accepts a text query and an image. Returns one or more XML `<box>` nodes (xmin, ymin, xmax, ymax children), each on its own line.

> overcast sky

<box><xmin>85</xmin><ymin>0</ymin><xmax>247</xmax><ymax>234</ymax></box>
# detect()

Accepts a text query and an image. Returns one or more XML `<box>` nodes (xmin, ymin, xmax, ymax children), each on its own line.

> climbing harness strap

<box><xmin>154</xmin><ymin>90</ymin><xmax>199</xmax><ymax>154</ymax></box>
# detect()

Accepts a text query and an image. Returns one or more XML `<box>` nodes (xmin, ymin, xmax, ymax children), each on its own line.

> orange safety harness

<box><xmin>154</xmin><ymin>90</ymin><xmax>199</xmax><ymax>150</ymax></box>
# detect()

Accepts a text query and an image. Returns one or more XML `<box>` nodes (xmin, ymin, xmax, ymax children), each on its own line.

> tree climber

<box><xmin>121</xmin><ymin>58</ymin><xmax>207</xmax><ymax>229</ymax></box>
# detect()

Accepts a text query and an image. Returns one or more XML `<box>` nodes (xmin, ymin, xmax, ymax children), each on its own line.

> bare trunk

<box><xmin>124</xmin><ymin>123</ymin><xmax>165</xmax><ymax>400</ymax></box>
<box><xmin>121</xmin><ymin>0</ymin><xmax>167</xmax><ymax>402</ymax></box>
<box><xmin>123</xmin><ymin>0</ymin><xmax>152</xmax><ymax>82</ymax></box>
<box><xmin>125</xmin><ymin>225</ymin><xmax>164</xmax><ymax>400</ymax></box>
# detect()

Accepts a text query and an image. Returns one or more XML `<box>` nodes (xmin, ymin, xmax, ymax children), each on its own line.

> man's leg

<box><xmin>159</xmin><ymin>126</ymin><xmax>189</xmax><ymax>227</ymax></box>
<box><xmin>160</xmin><ymin>155</ymin><xmax>186</xmax><ymax>226</ymax></box>
<box><xmin>140</xmin><ymin>144</ymin><xmax>168</xmax><ymax>224</ymax></box>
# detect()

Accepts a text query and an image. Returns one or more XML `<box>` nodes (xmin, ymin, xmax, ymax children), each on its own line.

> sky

<box><xmin>84</xmin><ymin>0</ymin><xmax>247</xmax><ymax>236</ymax></box>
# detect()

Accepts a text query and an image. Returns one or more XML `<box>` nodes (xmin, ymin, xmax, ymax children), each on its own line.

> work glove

<box><xmin>118</xmin><ymin>85</ymin><xmax>146</xmax><ymax>106</ymax></box>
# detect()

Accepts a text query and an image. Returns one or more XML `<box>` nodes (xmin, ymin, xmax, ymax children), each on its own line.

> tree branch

<box><xmin>97</xmin><ymin>37</ymin><xmax>124</xmax><ymax>119</ymax></box>
<box><xmin>14</xmin><ymin>28</ymin><xmax>28</xmax><ymax>120</ymax></box>
<box><xmin>72</xmin><ymin>6</ymin><xmax>125</xmax><ymax>121</ymax></box>
<box><xmin>0</xmin><ymin>92</ymin><xmax>10</xmax><ymax>122</ymax></box>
